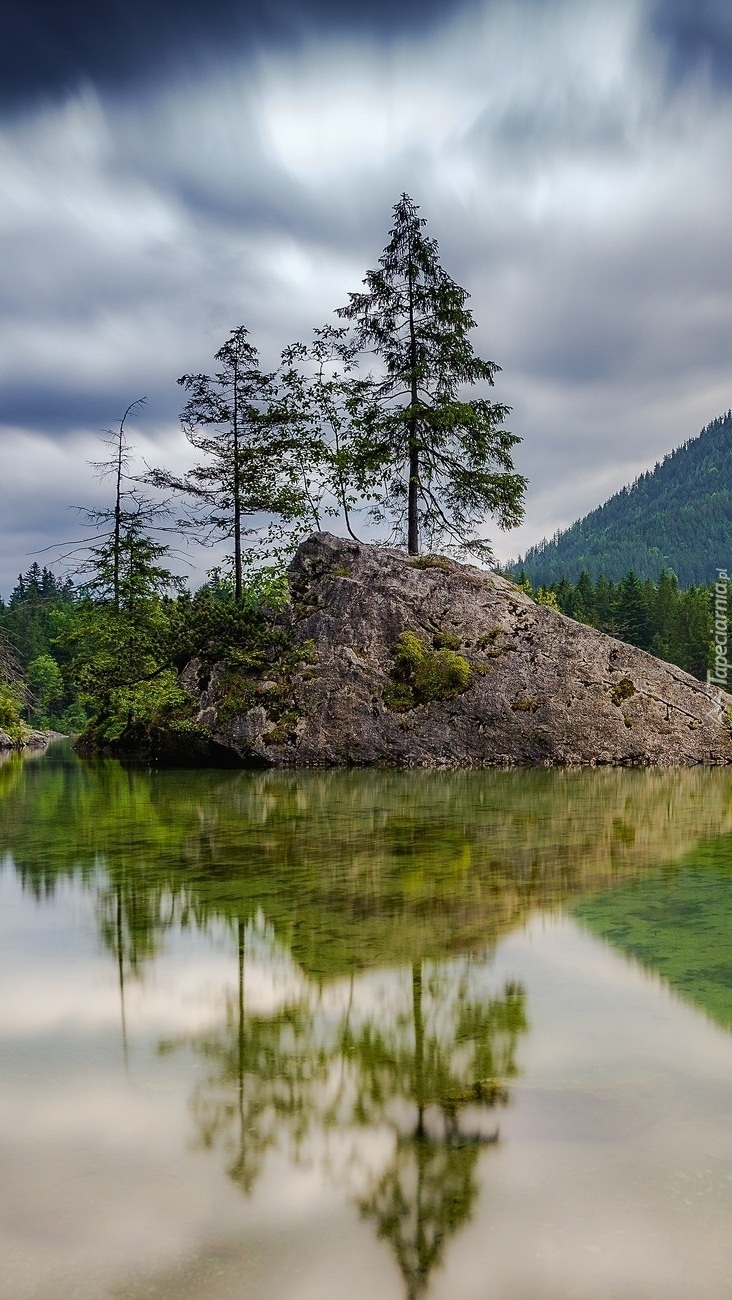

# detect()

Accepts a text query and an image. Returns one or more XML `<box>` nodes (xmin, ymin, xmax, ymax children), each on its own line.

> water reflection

<box><xmin>348</xmin><ymin>964</ymin><xmax>526</xmax><ymax>1299</ymax></box>
<box><xmin>163</xmin><ymin>929</ymin><xmax>527</xmax><ymax>1298</ymax></box>
<box><xmin>4</xmin><ymin>749</ymin><xmax>732</xmax><ymax>979</ymax></box>
<box><xmin>575</xmin><ymin>852</ymin><xmax>732</xmax><ymax>1031</ymax></box>
<box><xmin>4</xmin><ymin>746</ymin><xmax>732</xmax><ymax>1299</ymax></box>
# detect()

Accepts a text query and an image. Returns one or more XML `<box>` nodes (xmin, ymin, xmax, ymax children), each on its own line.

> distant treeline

<box><xmin>515</xmin><ymin>411</ymin><xmax>732</xmax><ymax>587</ymax></box>
<box><xmin>514</xmin><ymin>567</ymin><xmax>717</xmax><ymax>680</ymax></box>
<box><xmin>0</xmin><ymin>563</ymin><xmax>84</xmax><ymax>734</ymax></box>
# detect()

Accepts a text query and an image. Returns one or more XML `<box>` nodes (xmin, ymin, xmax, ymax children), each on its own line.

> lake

<box><xmin>2</xmin><ymin>741</ymin><xmax>732</xmax><ymax>1299</ymax></box>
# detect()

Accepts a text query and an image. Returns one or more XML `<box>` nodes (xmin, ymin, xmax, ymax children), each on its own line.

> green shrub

<box><xmin>0</xmin><ymin>686</ymin><xmax>24</xmax><ymax>742</ymax></box>
<box><xmin>393</xmin><ymin>631</ymin><xmax>427</xmax><ymax>675</ymax></box>
<box><xmin>84</xmin><ymin>669</ymin><xmax>201</xmax><ymax>755</ymax></box>
<box><xmin>511</xmin><ymin>696</ymin><xmax>540</xmax><ymax>712</ymax></box>
<box><xmin>263</xmin><ymin>710</ymin><xmax>300</xmax><ymax>745</ymax></box>
<box><xmin>57</xmin><ymin>701</ymin><xmax>88</xmax><ymax>734</ymax></box>
<box><xmin>416</xmin><ymin>648</ymin><xmax>471</xmax><ymax>699</ymax></box>
<box><xmin>475</xmin><ymin>628</ymin><xmax>509</xmax><ymax>657</ymax></box>
<box><xmin>217</xmin><ymin>667</ymin><xmax>258</xmax><ymax>722</ymax></box>
<box><xmin>383</xmin><ymin>681</ymin><xmax>416</xmax><ymax>713</ymax></box>
<box><xmin>386</xmin><ymin>630</ymin><xmax>472</xmax><ymax>711</ymax></box>
<box><xmin>407</xmin><ymin>555</ymin><xmax>451</xmax><ymax>571</ymax></box>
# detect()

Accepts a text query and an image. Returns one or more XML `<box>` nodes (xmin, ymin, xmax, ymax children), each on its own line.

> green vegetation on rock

<box><xmin>385</xmin><ymin>630</ymin><xmax>472</xmax><ymax>712</ymax></box>
<box><xmin>609</xmin><ymin>677</ymin><xmax>636</xmax><ymax>706</ymax></box>
<box><xmin>408</xmin><ymin>555</ymin><xmax>452</xmax><ymax>571</ymax></box>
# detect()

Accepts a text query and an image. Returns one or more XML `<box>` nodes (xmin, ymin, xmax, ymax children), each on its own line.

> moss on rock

<box><xmin>610</xmin><ymin>677</ymin><xmax>636</xmax><ymax>706</ymax></box>
<box><xmin>385</xmin><ymin>630</ymin><xmax>472</xmax><ymax>711</ymax></box>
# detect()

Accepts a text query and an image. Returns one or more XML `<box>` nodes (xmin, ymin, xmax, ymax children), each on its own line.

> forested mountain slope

<box><xmin>515</xmin><ymin>411</ymin><xmax>732</xmax><ymax>586</ymax></box>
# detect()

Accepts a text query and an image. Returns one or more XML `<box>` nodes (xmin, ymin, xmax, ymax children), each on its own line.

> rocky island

<box><xmin>181</xmin><ymin>532</ymin><xmax>732</xmax><ymax>768</ymax></box>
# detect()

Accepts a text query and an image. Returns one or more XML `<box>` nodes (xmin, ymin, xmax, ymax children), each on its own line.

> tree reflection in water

<box><xmin>165</xmin><ymin>927</ymin><xmax>527</xmax><ymax>1299</ymax></box>
<box><xmin>162</xmin><ymin>918</ymin><xmax>330</xmax><ymax>1196</ymax></box>
<box><xmin>8</xmin><ymin>752</ymin><xmax>732</xmax><ymax>1294</ymax></box>
<box><xmin>350</xmin><ymin>962</ymin><xmax>526</xmax><ymax>1298</ymax></box>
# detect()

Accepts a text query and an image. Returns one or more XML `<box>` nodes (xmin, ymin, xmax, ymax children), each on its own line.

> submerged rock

<box><xmin>187</xmin><ymin>532</ymin><xmax>732</xmax><ymax>768</ymax></box>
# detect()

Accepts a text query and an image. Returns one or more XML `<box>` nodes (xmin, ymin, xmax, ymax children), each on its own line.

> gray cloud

<box><xmin>1</xmin><ymin>0</ymin><xmax>477</xmax><ymax>111</ymax></box>
<box><xmin>2</xmin><ymin>0</ymin><xmax>732</xmax><ymax>591</ymax></box>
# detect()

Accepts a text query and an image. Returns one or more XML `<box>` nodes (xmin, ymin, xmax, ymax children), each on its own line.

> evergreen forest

<box><xmin>515</xmin><ymin>411</ymin><xmax>732</xmax><ymax>587</ymax></box>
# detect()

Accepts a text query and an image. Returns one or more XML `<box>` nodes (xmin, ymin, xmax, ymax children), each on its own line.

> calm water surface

<box><xmin>2</xmin><ymin>742</ymin><xmax>732</xmax><ymax>1299</ymax></box>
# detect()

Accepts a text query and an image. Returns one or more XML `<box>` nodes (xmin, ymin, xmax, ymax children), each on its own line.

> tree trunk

<box><xmin>113</xmin><ymin>426</ymin><xmax>123</xmax><ymax>612</ymax></box>
<box><xmin>232</xmin><ymin>360</ymin><xmax>243</xmax><ymax>602</ymax></box>
<box><xmin>408</xmin><ymin>415</ymin><xmax>419</xmax><ymax>555</ymax></box>
<box><xmin>407</xmin><ymin>253</ymin><xmax>420</xmax><ymax>555</ymax></box>
<box><xmin>412</xmin><ymin>961</ymin><xmax>425</xmax><ymax>1138</ymax></box>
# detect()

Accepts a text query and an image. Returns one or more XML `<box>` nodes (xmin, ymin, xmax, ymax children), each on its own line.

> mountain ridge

<box><xmin>514</xmin><ymin>410</ymin><xmax>732</xmax><ymax>586</ymax></box>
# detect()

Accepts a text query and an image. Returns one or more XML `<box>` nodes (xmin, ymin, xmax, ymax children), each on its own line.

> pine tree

<box><xmin>616</xmin><ymin>571</ymin><xmax>653</xmax><ymax>650</ymax></box>
<box><xmin>147</xmin><ymin>328</ymin><xmax>305</xmax><ymax>601</ymax></box>
<box><xmin>674</xmin><ymin>586</ymin><xmax>712</xmax><ymax>679</ymax></box>
<box><xmin>594</xmin><ymin>574</ymin><xmax>620</xmax><ymax>636</ymax></box>
<box><xmin>277</xmin><ymin>325</ymin><xmax>365</xmax><ymax>541</ymax></box>
<box><xmin>570</xmin><ymin>570</ymin><xmax>596</xmax><ymax>625</ymax></box>
<box><xmin>336</xmin><ymin>194</ymin><xmax>525</xmax><ymax>558</ymax></box>
<box><xmin>651</xmin><ymin>569</ymin><xmax>680</xmax><ymax>662</ymax></box>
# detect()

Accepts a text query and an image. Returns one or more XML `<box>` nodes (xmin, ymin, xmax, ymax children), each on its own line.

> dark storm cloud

<box><xmin>0</xmin><ymin>384</ymin><xmax>175</xmax><ymax>434</ymax></box>
<box><xmin>475</xmin><ymin>86</ymin><xmax>635</xmax><ymax>166</ymax></box>
<box><xmin>0</xmin><ymin>0</ymin><xmax>478</xmax><ymax>112</ymax></box>
<box><xmin>649</xmin><ymin>0</ymin><xmax>732</xmax><ymax>90</ymax></box>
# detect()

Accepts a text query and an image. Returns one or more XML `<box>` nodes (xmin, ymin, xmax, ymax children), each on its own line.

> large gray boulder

<box><xmin>189</xmin><ymin>532</ymin><xmax>732</xmax><ymax>768</ymax></box>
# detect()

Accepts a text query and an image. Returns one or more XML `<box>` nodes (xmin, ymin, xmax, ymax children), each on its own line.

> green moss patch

<box><xmin>407</xmin><ymin>555</ymin><xmax>452</xmax><ymax>571</ymax></box>
<box><xmin>385</xmin><ymin>630</ymin><xmax>472</xmax><ymax>712</ymax></box>
<box><xmin>433</xmin><ymin>631</ymin><xmax>462</xmax><ymax>650</ymax></box>
<box><xmin>263</xmin><ymin>710</ymin><xmax>301</xmax><ymax>745</ymax></box>
<box><xmin>609</xmin><ymin>677</ymin><xmax>635</xmax><ymax>706</ymax></box>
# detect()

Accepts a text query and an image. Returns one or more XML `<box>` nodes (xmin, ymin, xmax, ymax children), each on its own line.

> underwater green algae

<box><xmin>574</xmin><ymin>840</ymin><xmax>732</xmax><ymax>1031</ymax></box>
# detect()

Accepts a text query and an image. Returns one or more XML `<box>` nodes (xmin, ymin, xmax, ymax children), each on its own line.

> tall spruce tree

<box><xmin>336</xmin><ymin>194</ymin><xmax>526</xmax><ymax>557</ymax></box>
<box><xmin>147</xmin><ymin>328</ymin><xmax>304</xmax><ymax>601</ymax></box>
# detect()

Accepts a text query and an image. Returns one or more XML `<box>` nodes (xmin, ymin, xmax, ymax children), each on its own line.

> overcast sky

<box><xmin>2</xmin><ymin>0</ymin><xmax>732</xmax><ymax>594</ymax></box>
